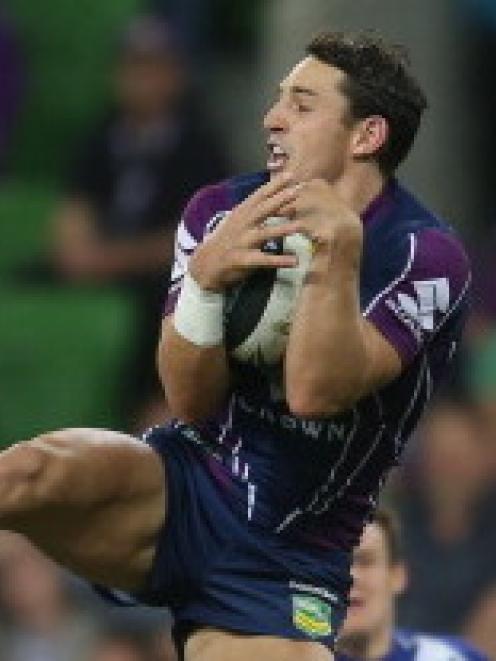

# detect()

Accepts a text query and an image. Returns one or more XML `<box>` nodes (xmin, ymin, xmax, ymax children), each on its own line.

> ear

<box><xmin>391</xmin><ymin>561</ymin><xmax>408</xmax><ymax>598</ymax></box>
<box><xmin>351</xmin><ymin>115</ymin><xmax>389</xmax><ymax>158</ymax></box>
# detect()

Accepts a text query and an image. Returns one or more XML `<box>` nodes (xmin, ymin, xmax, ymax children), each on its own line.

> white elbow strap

<box><xmin>173</xmin><ymin>272</ymin><xmax>224</xmax><ymax>346</ymax></box>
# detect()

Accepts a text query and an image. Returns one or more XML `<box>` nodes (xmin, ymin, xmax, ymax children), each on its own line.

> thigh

<box><xmin>18</xmin><ymin>428</ymin><xmax>167</xmax><ymax>592</ymax></box>
<box><xmin>185</xmin><ymin>629</ymin><xmax>333</xmax><ymax>661</ymax></box>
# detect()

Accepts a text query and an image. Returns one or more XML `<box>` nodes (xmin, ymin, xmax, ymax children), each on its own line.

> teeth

<box><xmin>267</xmin><ymin>142</ymin><xmax>288</xmax><ymax>172</ymax></box>
<box><xmin>269</xmin><ymin>144</ymin><xmax>286</xmax><ymax>157</ymax></box>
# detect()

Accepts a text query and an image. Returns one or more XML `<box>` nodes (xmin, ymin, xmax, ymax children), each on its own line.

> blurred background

<box><xmin>0</xmin><ymin>0</ymin><xmax>495</xmax><ymax>659</ymax></box>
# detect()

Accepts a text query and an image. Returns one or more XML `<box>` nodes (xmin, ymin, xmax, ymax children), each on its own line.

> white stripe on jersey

<box><xmin>364</xmin><ymin>233</ymin><xmax>416</xmax><ymax>317</ymax></box>
<box><xmin>305</xmin><ymin>407</ymin><xmax>360</xmax><ymax>513</ymax></box>
<box><xmin>176</xmin><ymin>220</ymin><xmax>198</xmax><ymax>252</ymax></box>
<box><xmin>170</xmin><ymin>220</ymin><xmax>198</xmax><ymax>284</ymax></box>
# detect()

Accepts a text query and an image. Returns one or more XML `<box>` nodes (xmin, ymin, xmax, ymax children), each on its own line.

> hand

<box><xmin>281</xmin><ymin>179</ymin><xmax>363</xmax><ymax>271</ymax></box>
<box><xmin>189</xmin><ymin>173</ymin><xmax>302</xmax><ymax>291</ymax></box>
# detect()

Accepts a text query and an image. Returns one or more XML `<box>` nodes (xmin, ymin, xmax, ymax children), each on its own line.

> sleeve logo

<box><xmin>386</xmin><ymin>277</ymin><xmax>450</xmax><ymax>340</ymax></box>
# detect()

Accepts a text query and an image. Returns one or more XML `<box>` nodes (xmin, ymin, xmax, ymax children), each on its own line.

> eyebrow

<box><xmin>280</xmin><ymin>84</ymin><xmax>319</xmax><ymax>98</ymax></box>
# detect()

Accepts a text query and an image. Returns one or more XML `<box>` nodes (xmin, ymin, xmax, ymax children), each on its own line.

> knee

<box><xmin>0</xmin><ymin>433</ymin><xmax>71</xmax><ymax>516</ymax></box>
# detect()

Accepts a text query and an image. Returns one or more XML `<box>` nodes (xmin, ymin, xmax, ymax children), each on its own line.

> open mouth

<box><xmin>267</xmin><ymin>142</ymin><xmax>289</xmax><ymax>172</ymax></box>
<box><xmin>348</xmin><ymin>597</ymin><xmax>365</xmax><ymax>610</ymax></box>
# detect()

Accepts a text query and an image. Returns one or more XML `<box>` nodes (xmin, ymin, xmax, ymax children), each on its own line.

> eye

<box><xmin>295</xmin><ymin>101</ymin><xmax>312</xmax><ymax>113</ymax></box>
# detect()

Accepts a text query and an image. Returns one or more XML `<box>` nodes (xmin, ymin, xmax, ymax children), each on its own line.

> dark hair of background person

<box><xmin>306</xmin><ymin>31</ymin><xmax>428</xmax><ymax>175</ymax></box>
<box><xmin>371</xmin><ymin>507</ymin><xmax>403</xmax><ymax>566</ymax></box>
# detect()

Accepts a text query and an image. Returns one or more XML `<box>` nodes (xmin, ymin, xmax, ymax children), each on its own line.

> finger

<box><xmin>276</xmin><ymin>201</ymin><xmax>297</xmax><ymax>219</ymax></box>
<box><xmin>239</xmin><ymin>249</ymin><xmax>299</xmax><ymax>270</ymax></box>
<box><xmin>246</xmin><ymin>220</ymin><xmax>304</xmax><ymax>247</ymax></box>
<box><xmin>278</xmin><ymin>197</ymin><xmax>314</xmax><ymax>221</ymax></box>
<box><xmin>251</xmin><ymin>185</ymin><xmax>302</xmax><ymax>225</ymax></box>
<box><xmin>245</xmin><ymin>171</ymin><xmax>296</xmax><ymax>206</ymax></box>
<box><xmin>226</xmin><ymin>177</ymin><xmax>298</xmax><ymax>232</ymax></box>
<box><xmin>233</xmin><ymin>185</ymin><xmax>300</xmax><ymax>231</ymax></box>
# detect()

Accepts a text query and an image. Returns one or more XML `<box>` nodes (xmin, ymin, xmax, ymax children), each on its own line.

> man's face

<box><xmin>264</xmin><ymin>56</ymin><xmax>354</xmax><ymax>183</ymax></box>
<box><xmin>341</xmin><ymin>522</ymin><xmax>406</xmax><ymax>640</ymax></box>
<box><xmin>115</xmin><ymin>52</ymin><xmax>183</xmax><ymax>119</ymax></box>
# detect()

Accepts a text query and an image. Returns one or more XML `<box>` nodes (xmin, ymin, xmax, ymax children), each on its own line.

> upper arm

<box><xmin>362</xmin><ymin>228</ymin><xmax>471</xmax><ymax>391</ymax></box>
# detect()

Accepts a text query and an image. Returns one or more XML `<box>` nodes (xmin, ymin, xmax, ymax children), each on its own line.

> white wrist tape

<box><xmin>173</xmin><ymin>272</ymin><xmax>224</xmax><ymax>346</ymax></box>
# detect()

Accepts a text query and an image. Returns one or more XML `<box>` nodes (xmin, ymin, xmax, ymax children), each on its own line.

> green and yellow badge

<box><xmin>292</xmin><ymin>594</ymin><xmax>333</xmax><ymax>638</ymax></box>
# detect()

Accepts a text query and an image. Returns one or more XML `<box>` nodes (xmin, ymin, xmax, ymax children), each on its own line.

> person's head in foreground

<box><xmin>336</xmin><ymin>510</ymin><xmax>490</xmax><ymax>661</ymax></box>
<box><xmin>337</xmin><ymin>509</ymin><xmax>406</xmax><ymax>659</ymax></box>
<box><xmin>265</xmin><ymin>31</ymin><xmax>427</xmax><ymax>191</ymax></box>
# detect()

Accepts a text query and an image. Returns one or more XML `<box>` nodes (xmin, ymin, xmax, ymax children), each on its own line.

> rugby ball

<box><xmin>225</xmin><ymin>218</ymin><xmax>312</xmax><ymax>365</ymax></box>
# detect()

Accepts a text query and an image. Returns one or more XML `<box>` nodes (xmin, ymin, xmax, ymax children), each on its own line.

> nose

<box><xmin>263</xmin><ymin>99</ymin><xmax>288</xmax><ymax>133</ymax></box>
<box><xmin>350</xmin><ymin>564</ymin><xmax>362</xmax><ymax>586</ymax></box>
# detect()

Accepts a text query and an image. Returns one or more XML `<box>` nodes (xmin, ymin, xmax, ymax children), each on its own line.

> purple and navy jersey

<box><xmin>165</xmin><ymin>171</ymin><xmax>471</xmax><ymax>551</ymax></box>
<box><xmin>336</xmin><ymin>630</ymin><xmax>489</xmax><ymax>661</ymax></box>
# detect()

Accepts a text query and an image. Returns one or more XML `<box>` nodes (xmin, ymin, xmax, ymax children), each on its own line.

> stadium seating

<box><xmin>8</xmin><ymin>0</ymin><xmax>143</xmax><ymax>180</ymax></box>
<box><xmin>0</xmin><ymin>182</ymin><xmax>135</xmax><ymax>446</ymax></box>
<box><xmin>1</xmin><ymin>0</ymin><xmax>144</xmax><ymax>444</ymax></box>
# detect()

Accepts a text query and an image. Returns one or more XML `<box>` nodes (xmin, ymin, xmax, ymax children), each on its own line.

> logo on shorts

<box><xmin>292</xmin><ymin>594</ymin><xmax>333</xmax><ymax>638</ymax></box>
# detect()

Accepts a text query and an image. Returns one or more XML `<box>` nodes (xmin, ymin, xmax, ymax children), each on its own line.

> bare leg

<box><xmin>0</xmin><ymin>428</ymin><xmax>166</xmax><ymax>591</ymax></box>
<box><xmin>185</xmin><ymin>628</ymin><xmax>333</xmax><ymax>661</ymax></box>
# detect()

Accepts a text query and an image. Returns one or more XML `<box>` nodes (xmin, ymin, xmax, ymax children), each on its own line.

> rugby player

<box><xmin>0</xmin><ymin>32</ymin><xmax>471</xmax><ymax>661</ymax></box>
<box><xmin>336</xmin><ymin>510</ymin><xmax>488</xmax><ymax>661</ymax></box>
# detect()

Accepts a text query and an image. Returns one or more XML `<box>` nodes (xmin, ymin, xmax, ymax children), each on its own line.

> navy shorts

<box><xmin>134</xmin><ymin>424</ymin><xmax>351</xmax><ymax>651</ymax></box>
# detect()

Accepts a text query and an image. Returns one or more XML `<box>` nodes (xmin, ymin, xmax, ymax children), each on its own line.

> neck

<box><xmin>333</xmin><ymin>165</ymin><xmax>387</xmax><ymax>217</ymax></box>
<box><xmin>338</xmin><ymin>619</ymin><xmax>393</xmax><ymax>659</ymax></box>
<box><xmin>428</xmin><ymin>490</ymin><xmax>475</xmax><ymax>543</ymax></box>
<box><xmin>124</xmin><ymin>109</ymin><xmax>172</xmax><ymax>133</ymax></box>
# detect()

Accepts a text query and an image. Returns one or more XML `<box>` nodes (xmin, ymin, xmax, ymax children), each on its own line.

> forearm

<box><xmin>158</xmin><ymin>318</ymin><xmax>230</xmax><ymax>423</ymax></box>
<box><xmin>54</xmin><ymin>197</ymin><xmax>175</xmax><ymax>279</ymax></box>
<box><xmin>285</xmin><ymin>247</ymin><xmax>367</xmax><ymax>417</ymax></box>
<box><xmin>158</xmin><ymin>174</ymin><xmax>300</xmax><ymax>422</ymax></box>
<box><xmin>101</xmin><ymin>230</ymin><xmax>175</xmax><ymax>275</ymax></box>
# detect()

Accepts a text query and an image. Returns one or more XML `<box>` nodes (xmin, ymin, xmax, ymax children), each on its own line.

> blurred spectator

<box><xmin>465</xmin><ymin>231</ymin><xmax>496</xmax><ymax>445</ymax></box>
<box><xmin>336</xmin><ymin>510</ymin><xmax>488</xmax><ymax>660</ymax></box>
<box><xmin>150</xmin><ymin>0</ymin><xmax>264</xmax><ymax>65</ymax></box>
<box><xmin>458</xmin><ymin>0</ymin><xmax>496</xmax><ymax>232</ymax></box>
<box><xmin>0</xmin><ymin>9</ymin><xmax>24</xmax><ymax>173</ymax></box>
<box><xmin>51</xmin><ymin>14</ymin><xmax>228</xmax><ymax>432</ymax></box>
<box><xmin>150</xmin><ymin>0</ymin><xmax>215</xmax><ymax>66</ymax></box>
<box><xmin>88</xmin><ymin>624</ymin><xmax>175</xmax><ymax>661</ymax></box>
<box><xmin>152</xmin><ymin>629</ymin><xmax>177</xmax><ymax>661</ymax></box>
<box><xmin>0</xmin><ymin>532</ymin><xmax>96</xmax><ymax>661</ymax></box>
<box><xmin>396</xmin><ymin>398</ymin><xmax>496</xmax><ymax>657</ymax></box>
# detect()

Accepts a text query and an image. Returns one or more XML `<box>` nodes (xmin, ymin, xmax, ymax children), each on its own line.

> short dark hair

<box><xmin>371</xmin><ymin>507</ymin><xmax>403</xmax><ymax>565</ymax></box>
<box><xmin>306</xmin><ymin>31</ymin><xmax>428</xmax><ymax>174</ymax></box>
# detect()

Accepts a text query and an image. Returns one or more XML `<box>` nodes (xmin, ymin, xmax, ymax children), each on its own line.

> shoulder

<box><xmin>394</xmin><ymin>629</ymin><xmax>489</xmax><ymax>660</ymax></box>
<box><xmin>363</xmin><ymin>184</ymin><xmax>471</xmax><ymax>364</ymax></box>
<box><xmin>180</xmin><ymin>171</ymin><xmax>269</xmax><ymax>241</ymax></box>
<box><xmin>364</xmin><ymin>182</ymin><xmax>471</xmax><ymax>313</ymax></box>
<box><xmin>370</xmin><ymin>181</ymin><xmax>468</xmax><ymax>270</ymax></box>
